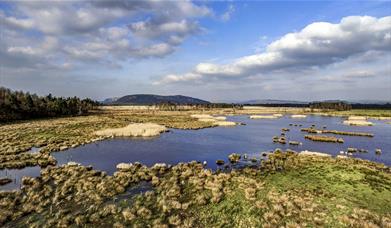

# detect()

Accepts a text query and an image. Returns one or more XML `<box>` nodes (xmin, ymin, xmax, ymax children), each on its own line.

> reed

<box><xmin>228</xmin><ymin>153</ymin><xmax>241</xmax><ymax>163</ymax></box>
<box><xmin>0</xmin><ymin>155</ymin><xmax>390</xmax><ymax>227</ymax></box>
<box><xmin>304</xmin><ymin>135</ymin><xmax>344</xmax><ymax>143</ymax></box>
<box><xmin>289</xmin><ymin>141</ymin><xmax>301</xmax><ymax>145</ymax></box>
<box><xmin>301</xmin><ymin>128</ymin><xmax>374</xmax><ymax>137</ymax></box>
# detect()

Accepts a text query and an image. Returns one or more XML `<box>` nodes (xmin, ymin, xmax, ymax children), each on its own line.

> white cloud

<box><xmin>99</xmin><ymin>27</ymin><xmax>129</xmax><ymax>40</ymax></box>
<box><xmin>156</xmin><ymin>16</ymin><xmax>391</xmax><ymax>84</ymax></box>
<box><xmin>221</xmin><ymin>4</ymin><xmax>235</xmax><ymax>22</ymax></box>
<box><xmin>6</xmin><ymin>36</ymin><xmax>58</xmax><ymax>58</ymax></box>
<box><xmin>0</xmin><ymin>11</ymin><xmax>35</xmax><ymax>30</ymax></box>
<box><xmin>0</xmin><ymin>0</ymin><xmax>213</xmax><ymax>70</ymax></box>
<box><xmin>134</xmin><ymin>43</ymin><xmax>175</xmax><ymax>58</ymax></box>
<box><xmin>129</xmin><ymin>19</ymin><xmax>200</xmax><ymax>42</ymax></box>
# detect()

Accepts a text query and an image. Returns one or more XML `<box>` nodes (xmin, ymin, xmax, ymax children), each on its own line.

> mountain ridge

<box><xmin>102</xmin><ymin>94</ymin><xmax>210</xmax><ymax>105</ymax></box>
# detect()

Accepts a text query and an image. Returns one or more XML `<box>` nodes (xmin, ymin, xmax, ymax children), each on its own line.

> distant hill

<box><xmin>103</xmin><ymin>94</ymin><xmax>210</xmax><ymax>105</ymax></box>
<box><xmin>102</xmin><ymin>97</ymin><xmax>120</xmax><ymax>104</ymax></box>
<box><xmin>239</xmin><ymin>99</ymin><xmax>308</xmax><ymax>105</ymax></box>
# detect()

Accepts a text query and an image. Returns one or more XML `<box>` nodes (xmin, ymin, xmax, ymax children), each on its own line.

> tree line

<box><xmin>309</xmin><ymin>101</ymin><xmax>352</xmax><ymax>111</ymax></box>
<box><xmin>0</xmin><ymin>87</ymin><xmax>99</xmax><ymax>122</ymax></box>
<box><xmin>154</xmin><ymin>102</ymin><xmax>243</xmax><ymax>111</ymax></box>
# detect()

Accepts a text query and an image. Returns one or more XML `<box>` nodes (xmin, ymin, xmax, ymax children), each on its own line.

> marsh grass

<box><xmin>0</xmin><ymin>155</ymin><xmax>390</xmax><ymax>227</ymax></box>
<box><xmin>301</xmin><ymin>128</ymin><xmax>374</xmax><ymax>137</ymax></box>
<box><xmin>304</xmin><ymin>135</ymin><xmax>344</xmax><ymax>143</ymax></box>
<box><xmin>327</xmin><ymin>109</ymin><xmax>391</xmax><ymax>118</ymax></box>
<box><xmin>1</xmin><ymin>107</ymin><xmax>390</xmax><ymax>227</ymax></box>
<box><xmin>0</xmin><ymin>109</ymin><xmax>217</xmax><ymax>169</ymax></box>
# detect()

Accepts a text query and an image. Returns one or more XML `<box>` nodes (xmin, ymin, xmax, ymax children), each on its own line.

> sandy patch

<box><xmin>343</xmin><ymin>120</ymin><xmax>373</xmax><ymax>126</ymax></box>
<box><xmin>299</xmin><ymin>150</ymin><xmax>331</xmax><ymax>157</ymax></box>
<box><xmin>291</xmin><ymin>114</ymin><xmax>307</xmax><ymax>118</ymax></box>
<box><xmin>348</xmin><ymin>116</ymin><xmax>367</xmax><ymax>120</ymax></box>
<box><xmin>336</xmin><ymin>155</ymin><xmax>348</xmax><ymax>159</ymax></box>
<box><xmin>214</xmin><ymin>116</ymin><xmax>227</xmax><ymax>121</ymax></box>
<box><xmin>191</xmin><ymin>114</ymin><xmax>237</xmax><ymax>127</ymax></box>
<box><xmin>215</xmin><ymin>121</ymin><xmax>237</xmax><ymax>126</ymax></box>
<box><xmin>250</xmin><ymin>115</ymin><xmax>278</xmax><ymax>119</ymax></box>
<box><xmin>95</xmin><ymin>123</ymin><xmax>167</xmax><ymax>137</ymax></box>
<box><xmin>373</xmin><ymin>117</ymin><xmax>391</xmax><ymax>120</ymax></box>
<box><xmin>116</xmin><ymin>163</ymin><xmax>133</xmax><ymax>171</ymax></box>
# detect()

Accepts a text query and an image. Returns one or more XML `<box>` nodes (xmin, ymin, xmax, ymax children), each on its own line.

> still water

<box><xmin>1</xmin><ymin>115</ymin><xmax>390</xmax><ymax>190</ymax></box>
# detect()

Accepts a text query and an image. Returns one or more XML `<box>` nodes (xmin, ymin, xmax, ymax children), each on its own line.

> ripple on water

<box><xmin>2</xmin><ymin>115</ymin><xmax>390</xmax><ymax>191</ymax></box>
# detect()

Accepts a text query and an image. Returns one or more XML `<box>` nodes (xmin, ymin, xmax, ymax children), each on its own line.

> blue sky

<box><xmin>0</xmin><ymin>1</ymin><xmax>390</xmax><ymax>102</ymax></box>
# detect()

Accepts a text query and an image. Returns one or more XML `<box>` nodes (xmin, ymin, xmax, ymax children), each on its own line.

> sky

<box><xmin>0</xmin><ymin>0</ymin><xmax>390</xmax><ymax>102</ymax></box>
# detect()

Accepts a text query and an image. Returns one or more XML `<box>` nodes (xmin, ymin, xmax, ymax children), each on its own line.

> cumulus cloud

<box><xmin>7</xmin><ymin>36</ymin><xmax>58</xmax><ymax>56</ymax></box>
<box><xmin>156</xmin><ymin>16</ymin><xmax>391</xmax><ymax>84</ymax></box>
<box><xmin>91</xmin><ymin>0</ymin><xmax>212</xmax><ymax>19</ymax></box>
<box><xmin>0</xmin><ymin>0</ymin><xmax>213</xmax><ymax>71</ymax></box>
<box><xmin>129</xmin><ymin>19</ymin><xmax>200</xmax><ymax>41</ymax></box>
<box><xmin>221</xmin><ymin>4</ymin><xmax>235</xmax><ymax>22</ymax></box>
<box><xmin>0</xmin><ymin>11</ymin><xmax>35</xmax><ymax>30</ymax></box>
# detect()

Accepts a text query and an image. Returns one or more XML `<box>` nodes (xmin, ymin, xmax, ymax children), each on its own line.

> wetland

<box><xmin>0</xmin><ymin>107</ymin><xmax>390</xmax><ymax>227</ymax></box>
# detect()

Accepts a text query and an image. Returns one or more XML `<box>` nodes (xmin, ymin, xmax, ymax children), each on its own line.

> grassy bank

<box><xmin>1</xmin><ymin>154</ymin><xmax>390</xmax><ymax>227</ymax></box>
<box><xmin>314</xmin><ymin>109</ymin><xmax>391</xmax><ymax>118</ymax></box>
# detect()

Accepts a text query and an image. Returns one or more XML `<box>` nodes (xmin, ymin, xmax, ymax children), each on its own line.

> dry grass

<box><xmin>343</xmin><ymin>120</ymin><xmax>374</xmax><ymax>126</ymax></box>
<box><xmin>304</xmin><ymin>134</ymin><xmax>344</xmax><ymax>143</ymax></box>
<box><xmin>95</xmin><ymin>123</ymin><xmax>167</xmax><ymax>137</ymax></box>
<box><xmin>348</xmin><ymin>116</ymin><xmax>367</xmax><ymax>120</ymax></box>
<box><xmin>0</xmin><ymin>108</ymin><xmax>221</xmax><ymax>169</ymax></box>
<box><xmin>249</xmin><ymin>115</ymin><xmax>278</xmax><ymax>119</ymax></box>
<box><xmin>299</xmin><ymin>151</ymin><xmax>331</xmax><ymax>157</ymax></box>
<box><xmin>1</xmin><ymin>154</ymin><xmax>390</xmax><ymax>227</ymax></box>
<box><xmin>301</xmin><ymin>128</ymin><xmax>374</xmax><ymax>137</ymax></box>
<box><xmin>190</xmin><ymin>114</ymin><xmax>238</xmax><ymax>126</ymax></box>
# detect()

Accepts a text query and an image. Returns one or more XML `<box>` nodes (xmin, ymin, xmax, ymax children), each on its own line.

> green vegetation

<box><xmin>322</xmin><ymin>109</ymin><xmax>391</xmax><ymax>117</ymax></box>
<box><xmin>272</xmin><ymin>136</ymin><xmax>287</xmax><ymax>144</ymax></box>
<box><xmin>0</xmin><ymin>87</ymin><xmax>98</xmax><ymax>122</ymax></box>
<box><xmin>1</xmin><ymin>104</ymin><xmax>390</xmax><ymax>227</ymax></box>
<box><xmin>1</xmin><ymin>154</ymin><xmax>390</xmax><ymax>227</ymax></box>
<box><xmin>304</xmin><ymin>135</ymin><xmax>344</xmax><ymax>143</ymax></box>
<box><xmin>301</xmin><ymin>128</ymin><xmax>374</xmax><ymax>137</ymax></box>
<box><xmin>288</xmin><ymin>141</ymin><xmax>300</xmax><ymax>145</ymax></box>
<box><xmin>0</xmin><ymin>109</ymin><xmax>216</xmax><ymax>169</ymax></box>
<box><xmin>310</xmin><ymin>101</ymin><xmax>352</xmax><ymax>111</ymax></box>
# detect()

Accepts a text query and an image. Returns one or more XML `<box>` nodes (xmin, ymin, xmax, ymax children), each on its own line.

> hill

<box><xmin>104</xmin><ymin>94</ymin><xmax>210</xmax><ymax>105</ymax></box>
<box><xmin>239</xmin><ymin>99</ymin><xmax>308</xmax><ymax>105</ymax></box>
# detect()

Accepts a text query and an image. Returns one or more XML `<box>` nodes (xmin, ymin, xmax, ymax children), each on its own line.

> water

<box><xmin>54</xmin><ymin>115</ymin><xmax>390</xmax><ymax>172</ymax></box>
<box><xmin>1</xmin><ymin>115</ymin><xmax>390</xmax><ymax>190</ymax></box>
<box><xmin>28</xmin><ymin>147</ymin><xmax>41</xmax><ymax>154</ymax></box>
<box><xmin>0</xmin><ymin>166</ymin><xmax>41</xmax><ymax>191</ymax></box>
